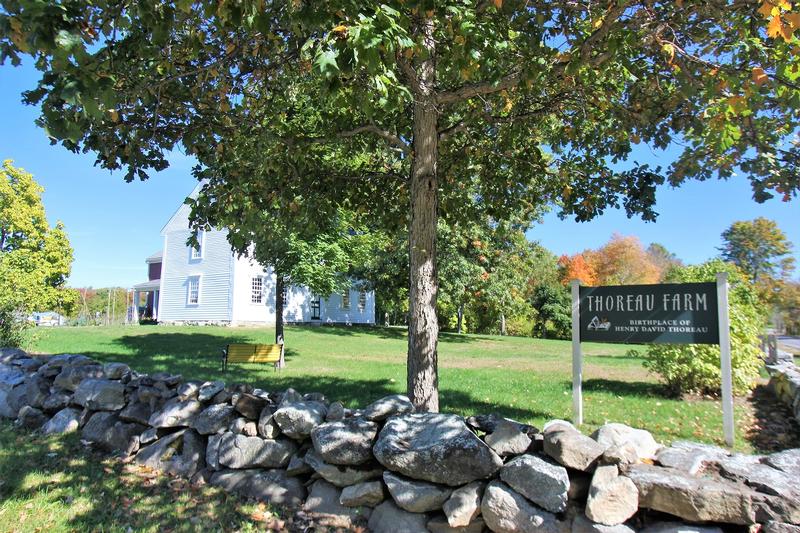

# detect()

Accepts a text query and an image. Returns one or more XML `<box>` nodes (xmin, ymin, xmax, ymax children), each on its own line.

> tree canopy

<box><xmin>0</xmin><ymin>160</ymin><xmax>76</xmax><ymax>344</ymax></box>
<box><xmin>2</xmin><ymin>0</ymin><xmax>798</xmax><ymax>410</ymax></box>
<box><xmin>719</xmin><ymin>217</ymin><xmax>795</xmax><ymax>284</ymax></box>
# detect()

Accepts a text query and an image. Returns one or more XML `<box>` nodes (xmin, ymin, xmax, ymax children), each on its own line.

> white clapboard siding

<box><xmin>154</xmin><ymin>183</ymin><xmax>376</xmax><ymax>325</ymax></box>
<box><xmin>231</xmin><ymin>256</ymin><xmax>277</xmax><ymax>324</ymax></box>
<box><xmin>158</xmin><ymin>228</ymin><xmax>234</xmax><ymax>323</ymax></box>
<box><xmin>320</xmin><ymin>288</ymin><xmax>376</xmax><ymax>325</ymax></box>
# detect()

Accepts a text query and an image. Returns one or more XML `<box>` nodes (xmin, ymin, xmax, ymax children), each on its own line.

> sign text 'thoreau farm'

<box><xmin>578</xmin><ymin>282</ymin><xmax>719</xmax><ymax>344</ymax></box>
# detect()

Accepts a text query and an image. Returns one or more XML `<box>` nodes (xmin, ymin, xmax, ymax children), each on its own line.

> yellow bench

<box><xmin>222</xmin><ymin>343</ymin><xmax>284</xmax><ymax>372</ymax></box>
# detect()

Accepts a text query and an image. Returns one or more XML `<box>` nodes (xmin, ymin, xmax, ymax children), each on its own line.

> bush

<box><xmin>0</xmin><ymin>307</ymin><xmax>28</xmax><ymax>348</ymax></box>
<box><xmin>642</xmin><ymin>260</ymin><xmax>765</xmax><ymax>397</ymax></box>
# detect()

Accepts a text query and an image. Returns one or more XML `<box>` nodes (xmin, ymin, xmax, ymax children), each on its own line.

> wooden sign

<box><xmin>578</xmin><ymin>282</ymin><xmax>719</xmax><ymax>344</ymax></box>
<box><xmin>570</xmin><ymin>274</ymin><xmax>734</xmax><ymax>446</ymax></box>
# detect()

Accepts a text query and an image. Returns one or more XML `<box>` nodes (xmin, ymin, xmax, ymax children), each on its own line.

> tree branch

<box><xmin>337</xmin><ymin>124</ymin><xmax>411</xmax><ymax>154</ymax></box>
<box><xmin>437</xmin><ymin>71</ymin><xmax>521</xmax><ymax>105</ymax></box>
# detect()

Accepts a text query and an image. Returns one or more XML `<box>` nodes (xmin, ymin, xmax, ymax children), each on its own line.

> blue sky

<box><xmin>1</xmin><ymin>61</ymin><xmax>798</xmax><ymax>288</ymax></box>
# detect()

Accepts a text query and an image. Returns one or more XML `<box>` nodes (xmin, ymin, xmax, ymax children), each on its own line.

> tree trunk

<box><xmin>275</xmin><ymin>273</ymin><xmax>285</xmax><ymax>345</ymax></box>
<box><xmin>457</xmin><ymin>304</ymin><xmax>463</xmax><ymax>334</ymax></box>
<box><xmin>407</xmin><ymin>17</ymin><xmax>439</xmax><ymax>413</ymax></box>
<box><xmin>500</xmin><ymin>313</ymin><xmax>506</xmax><ymax>336</ymax></box>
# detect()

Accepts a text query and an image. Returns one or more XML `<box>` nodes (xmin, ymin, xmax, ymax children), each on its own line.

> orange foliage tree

<box><xmin>592</xmin><ymin>234</ymin><xmax>662</xmax><ymax>285</ymax></box>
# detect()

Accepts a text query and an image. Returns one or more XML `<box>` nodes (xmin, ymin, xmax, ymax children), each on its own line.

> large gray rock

<box><xmin>17</xmin><ymin>405</ymin><xmax>47</xmax><ymax>429</ymax></box>
<box><xmin>1</xmin><ymin>385</ymin><xmax>27</xmax><ymax>418</ymax></box>
<box><xmin>717</xmin><ymin>454</ymin><xmax>798</xmax><ymax>498</ymax></box>
<box><xmin>326</xmin><ymin>401</ymin><xmax>345</xmax><ymax>421</ymax></box>
<box><xmin>374</xmin><ymin>413</ymin><xmax>503</xmax><ymax>486</ymax></box>
<box><xmin>210</xmin><ymin>469</ymin><xmax>306</xmax><ymax>508</ymax></box>
<box><xmin>383</xmin><ymin>471</ymin><xmax>453</xmax><ymax>513</ymax></box>
<box><xmin>0</xmin><ymin>385</ymin><xmax>24</xmax><ymax>418</ymax></box>
<box><xmin>257</xmin><ymin>406</ymin><xmax>280</xmax><ymax>439</ymax></box>
<box><xmin>135</xmin><ymin>429</ymin><xmax>207</xmax><ymax>477</ymax></box>
<box><xmin>303</xmin><ymin>480</ymin><xmax>371</xmax><ymax>528</ymax></box>
<box><xmin>311</xmin><ymin>417</ymin><xmax>378</xmax><ymax>465</ymax></box>
<box><xmin>543</xmin><ymin>427</ymin><xmax>604</xmax><ymax>472</ymax></box>
<box><xmin>443</xmin><ymin>481</ymin><xmax>484</xmax><ymax>528</ymax></box>
<box><xmin>216</xmin><ymin>432</ymin><xmax>296</xmax><ymax>469</ymax></box>
<box><xmin>0</xmin><ymin>347</ymin><xmax>27</xmax><ymax>363</ymax></box>
<box><xmin>286</xmin><ymin>453</ymin><xmax>312</xmax><ymax>476</ymax></box>
<box><xmin>273</xmin><ymin>400</ymin><xmax>327</xmax><ymax>439</ymax></box>
<box><xmin>585</xmin><ymin>465</ymin><xmax>638</xmax><ymax>526</ymax></box>
<box><xmin>148</xmin><ymin>398</ymin><xmax>202</xmax><ymax>428</ymax></box>
<box><xmin>340</xmin><ymin>480</ymin><xmax>386</xmax><ymax>508</ymax></box>
<box><xmin>233</xmin><ymin>393</ymin><xmax>268</xmax><ymax>419</ymax></box>
<box><xmin>428</xmin><ymin>515</ymin><xmax>486</xmax><ymax>533</ymax></box>
<box><xmin>765</xmin><ymin>448</ymin><xmax>800</xmax><ymax>476</ymax></box>
<box><xmin>102</xmin><ymin>362</ymin><xmax>131</xmax><ymax>380</ymax></box>
<box><xmin>481</xmin><ymin>480</ymin><xmax>562</xmax><ymax>533</ymax></box>
<box><xmin>571</xmin><ymin>514</ymin><xmax>636</xmax><ymax>533</ymax></box>
<box><xmin>42</xmin><ymin>391</ymin><xmax>71</xmax><ymax>414</ymax></box>
<box><xmin>303</xmin><ymin>449</ymin><xmax>383</xmax><ymax>487</ymax></box>
<box><xmin>624</xmin><ymin>463</ymin><xmax>757</xmax><ymax>525</ymax></box>
<box><xmin>197</xmin><ymin>381</ymin><xmax>225</xmax><ymax>402</ymax></box>
<box><xmin>485</xmin><ymin>420</ymin><xmax>533</xmax><ymax>457</ymax></box>
<box><xmin>500</xmin><ymin>454</ymin><xmax>569</xmax><ymax>513</ymax></box>
<box><xmin>81</xmin><ymin>412</ymin><xmax>144</xmax><ymax>452</ymax></box>
<box><xmin>206</xmin><ymin>433</ymin><xmax>223</xmax><ymax>470</ymax></box>
<box><xmin>638</xmin><ymin>523</ymin><xmax>724</xmax><ymax>533</ymax></box>
<box><xmin>43</xmin><ymin>407</ymin><xmax>81</xmax><ymax>435</ymax></box>
<box><xmin>656</xmin><ymin>442</ymin><xmax>728</xmax><ymax>476</ymax></box>
<box><xmin>362</xmin><ymin>394</ymin><xmax>415</xmax><ymax>421</ymax></box>
<box><xmin>368</xmin><ymin>500</ymin><xmax>429</xmax><ymax>533</ymax></box>
<box><xmin>192</xmin><ymin>404</ymin><xmax>237</xmax><ymax>435</ymax></box>
<box><xmin>72</xmin><ymin>379</ymin><xmax>126</xmax><ymax>411</ymax></box>
<box><xmin>118</xmin><ymin>401</ymin><xmax>154</xmax><ymax>426</ymax></box>
<box><xmin>591</xmin><ymin>423</ymin><xmax>661</xmax><ymax>462</ymax></box>
<box><xmin>54</xmin><ymin>364</ymin><xmax>104</xmax><ymax>391</ymax></box>
<box><xmin>0</xmin><ymin>363</ymin><xmax>26</xmax><ymax>388</ymax></box>
<box><xmin>23</xmin><ymin>375</ymin><xmax>50</xmax><ymax>408</ymax></box>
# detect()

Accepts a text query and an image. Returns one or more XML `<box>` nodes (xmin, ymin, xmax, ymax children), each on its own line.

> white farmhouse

<box><xmin>131</xmin><ymin>188</ymin><xmax>376</xmax><ymax>326</ymax></box>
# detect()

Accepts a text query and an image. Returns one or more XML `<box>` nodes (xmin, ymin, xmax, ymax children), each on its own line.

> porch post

<box><xmin>132</xmin><ymin>290</ymin><xmax>140</xmax><ymax>322</ymax></box>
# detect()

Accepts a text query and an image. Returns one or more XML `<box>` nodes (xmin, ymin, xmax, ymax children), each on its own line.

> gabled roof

<box><xmin>160</xmin><ymin>182</ymin><xmax>203</xmax><ymax>236</ymax></box>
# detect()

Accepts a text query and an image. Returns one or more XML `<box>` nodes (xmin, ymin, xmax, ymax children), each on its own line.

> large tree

<box><xmin>720</xmin><ymin>217</ymin><xmax>795</xmax><ymax>284</ymax></box>
<box><xmin>2</xmin><ymin>1</ymin><xmax>799</xmax><ymax>410</ymax></box>
<box><xmin>0</xmin><ymin>160</ymin><xmax>76</xmax><ymax>344</ymax></box>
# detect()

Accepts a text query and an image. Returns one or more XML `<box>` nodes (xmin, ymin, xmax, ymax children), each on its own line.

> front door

<box><xmin>310</xmin><ymin>296</ymin><xmax>321</xmax><ymax>320</ymax></box>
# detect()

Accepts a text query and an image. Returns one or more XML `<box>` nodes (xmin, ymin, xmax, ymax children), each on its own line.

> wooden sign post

<box><xmin>571</xmin><ymin>276</ymin><xmax>734</xmax><ymax>447</ymax></box>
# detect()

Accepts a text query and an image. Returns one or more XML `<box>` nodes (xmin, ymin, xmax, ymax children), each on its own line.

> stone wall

<box><xmin>1</xmin><ymin>346</ymin><xmax>799</xmax><ymax>533</ymax></box>
<box><xmin>767</xmin><ymin>355</ymin><xmax>800</xmax><ymax>425</ymax></box>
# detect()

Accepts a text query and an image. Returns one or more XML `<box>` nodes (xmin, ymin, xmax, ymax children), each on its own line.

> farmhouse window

<box><xmin>191</xmin><ymin>230</ymin><xmax>204</xmax><ymax>259</ymax></box>
<box><xmin>187</xmin><ymin>276</ymin><xmax>200</xmax><ymax>305</ymax></box>
<box><xmin>358</xmin><ymin>290</ymin><xmax>367</xmax><ymax>312</ymax></box>
<box><xmin>341</xmin><ymin>289</ymin><xmax>351</xmax><ymax>309</ymax></box>
<box><xmin>251</xmin><ymin>276</ymin><xmax>263</xmax><ymax>304</ymax></box>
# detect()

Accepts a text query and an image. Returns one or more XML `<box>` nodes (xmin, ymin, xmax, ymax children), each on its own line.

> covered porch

<box><xmin>132</xmin><ymin>280</ymin><xmax>160</xmax><ymax>322</ymax></box>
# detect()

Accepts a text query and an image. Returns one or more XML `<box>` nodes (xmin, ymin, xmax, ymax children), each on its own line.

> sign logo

<box><xmin>587</xmin><ymin>316</ymin><xmax>611</xmax><ymax>331</ymax></box>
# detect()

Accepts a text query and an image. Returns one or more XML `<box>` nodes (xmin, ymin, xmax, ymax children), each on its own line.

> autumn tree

<box><xmin>720</xmin><ymin>217</ymin><xmax>795</xmax><ymax>284</ymax></box>
<box><xmin>558</xmin><ymin>253</ymin><xmax>598</xmax><ymax>286</ymax></box>
<box><xmin>0</xmin><ymin>160</ymin><xmax>76</xmax><ymax>345</ymax></box>
<box><xmin>591</xmin><ymin>234</ymin><xmax>662</xmax><ymax>285</ymax></box>
<box><xmin>646</xmin><ymin>243</ymin><xmax>683</xmax><ymax>280</ymax></box>
<box><xmin>3</xmin><ymin>1</ymin><xmax>800</xmax><ymax>410</ymax></box>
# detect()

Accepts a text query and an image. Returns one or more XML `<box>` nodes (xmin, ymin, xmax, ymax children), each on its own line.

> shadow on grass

<box><xmin>745</xmin><ymin>384</ymin><xmax>800</xmax><ymax>453</ymax></box>
<box><xmin>0</xmin><ymin>423</ymin><xmax>252</xmax><ymax>531</ymax></box>
<box><xmin>302</xmin><ymin>325</ymin><xmax>491</xmax><ymax>344</ymax></box>
<box><xmin>581</xmin><ymin>378</ymin><xmax>669</xmax><ymax>398</ymax></box>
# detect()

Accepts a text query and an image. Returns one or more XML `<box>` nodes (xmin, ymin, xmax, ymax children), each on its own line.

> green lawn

<box><xmin>0</xmin><ymin>422</ymin><xmax>279</xmax><ymax>532</ymax></box>
<box><xmin>28</xmin><ymin>324</ymin><xmax>757</xmax><ymax>451</ymax></box>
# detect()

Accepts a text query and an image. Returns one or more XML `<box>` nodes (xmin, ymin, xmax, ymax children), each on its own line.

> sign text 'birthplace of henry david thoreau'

<box><xmin>578</xmin><ymin>282</ymin><xmax>719</xmax><ymax>345</ymax></box>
